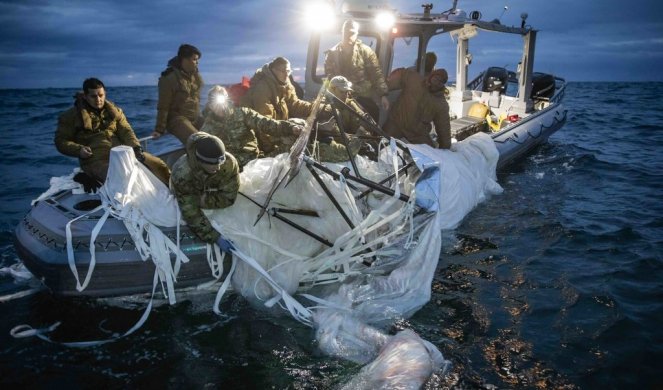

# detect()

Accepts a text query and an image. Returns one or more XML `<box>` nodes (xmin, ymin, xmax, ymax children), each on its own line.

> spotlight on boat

<box><xmin>304</xmin><ymin>1</ymin><xmax>336</xmax><ymax>31</ymax></box>
<box><xmin>374</xmin><ymin>11</ymin><xmax>395</xmax><ymax>30</ymax></box>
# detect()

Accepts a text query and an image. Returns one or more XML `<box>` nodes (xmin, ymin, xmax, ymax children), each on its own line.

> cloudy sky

<box><xmin>1</xmin><ymin>0</ymin><xmax>661</xmax><ymax>89</ymax></box>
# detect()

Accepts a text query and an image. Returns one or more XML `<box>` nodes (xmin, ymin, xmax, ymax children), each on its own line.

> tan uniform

<box><xmin>155</xmin><ymin>59</ymin><xmax>204</xmax><ymax>143</ymax></box>
<box><xmin>384</xmin><ymin>68</ymin><xmax>451</xmax><ymax>149</ymax></box>
<box><xmin>240</xmin><ymin>63</ymin><xmax>314</xmax><ymax>154</ymax></box>
<box><xmin>55</xmin><ymin>98</ymin><xmax>170</xmax><ymax>183</ymax></box>
<box><xmin>324</xmin><ymin>39</ymin><xmax>388</xmax><ymax>99</ymax></box>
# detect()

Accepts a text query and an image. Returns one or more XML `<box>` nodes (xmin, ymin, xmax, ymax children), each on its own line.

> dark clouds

<box><xmin>0</xmin><ymin>0</ymin><xmax>661</xmax><ymax>88</ymax></box>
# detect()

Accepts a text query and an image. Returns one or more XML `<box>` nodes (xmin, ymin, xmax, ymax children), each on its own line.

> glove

<box><xmin>133</xmin><ymin>146</ymin><xmax>146</xmax><ymax>163</ymax></box>
<box><xmin>73</xmin><ymin>172</ymin><xmax>102</xmax><ymax>193</ymax></box>
<box><xmin>216</xmin><ymin>237</ymin><xmax>235</xmax><ymax>253</ymax></box>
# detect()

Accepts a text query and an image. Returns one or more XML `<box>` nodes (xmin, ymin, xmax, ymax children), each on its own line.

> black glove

<box><xmin>73</xmin><ymin>172</ymin><xmax>102</xmax><ymax>193</ymax></box>
<box><xmin>133</xmin><ymin>146</ymin><xmax>146</xmax><ymax>163</ymax></box>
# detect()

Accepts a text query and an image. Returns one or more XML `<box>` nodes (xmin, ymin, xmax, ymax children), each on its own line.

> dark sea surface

<box><xmin>0</xmin><ymin>83</ymin><xmax>661</xmax><ymax>388</ymax></box>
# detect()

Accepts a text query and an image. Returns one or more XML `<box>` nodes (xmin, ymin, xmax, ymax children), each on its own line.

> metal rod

<box><xmin>329</xmin><ymin>102</ymin><xmax>362</xmax><ymax>178</ymax></box>
<box><xmin>269</xmin><ymin>210</ymin><xmax>333</xmax><ymax>247</ymax></box>
<box><xmin>239</xmin><ymin>191</ymin><xmax>332</xmax><ymax>247</ymax></box>
<box><xmin>341</xmin><ymin>167</ymin><xmax>410</xmax><ymax>202</ymax></box>
<box><xmin>271</xmin><ymin>208</ymin><xmax>319</xmax><ymax>217</ymax></box>
<box><xmin>355</xmin><ymin>161</ymin><xmax>415</xmax><ymax>200</ymax></box>
<box><xmin>306</xmin><ymin>164</ymin><xmax>355</xmax><ymax>229</ymax></box>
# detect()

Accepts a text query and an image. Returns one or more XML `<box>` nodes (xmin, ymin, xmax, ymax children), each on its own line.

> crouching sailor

<box><xmin>55</xmin><ymin>77</ymin><xmax>171</xmax><ymax>190</ymax></box>
<box><xmin>171</xmin><ymin>132</ymin><xmax>239</xmax><ymax>252</ymax></box>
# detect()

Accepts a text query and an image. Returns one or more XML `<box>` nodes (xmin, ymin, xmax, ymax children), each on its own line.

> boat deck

<box><xmin>450</xmin><ymin>116</ymin><xmax>487</xmax><ymax>141</ymax></box>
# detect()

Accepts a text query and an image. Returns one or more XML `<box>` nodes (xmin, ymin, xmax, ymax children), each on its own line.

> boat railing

<box><xmin>549</xmin><ymin>77</ymin><xmax>567</xmax><ymax>104</ymax></box>
<box><xmin>138</xmin><ymin>135</ymin><xmax>154</xmax><ymax>151</ymax></box>
<box><xmin>467</xmin><ymin>71</ymin><xmax>485</xmax><ymax>91</ymax></box>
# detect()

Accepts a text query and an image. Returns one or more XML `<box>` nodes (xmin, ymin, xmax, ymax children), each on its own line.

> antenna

<box><xmin>499</xmin><ymin>5</ymin><xmax>509</xmax><ymax>20</ymax></box>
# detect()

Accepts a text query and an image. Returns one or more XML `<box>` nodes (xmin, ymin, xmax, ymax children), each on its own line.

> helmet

<box><xmin>329</xmin><ymin>76</ymin><xmax>353</xmax><ymax>92</ymax></box>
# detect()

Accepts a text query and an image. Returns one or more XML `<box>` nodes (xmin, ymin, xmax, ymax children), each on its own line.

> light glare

<box><xmin>374</xmin><ymin>11</ymin><xmax>395</xmax><ymax>30</ymax></box>
<box><xmin>215</xmin><ymin>94</ymin><xmax>227</xmax><ymax>105</ymax></box>
<box><xmin>304</xmin><ymin>2</ymin><xmax>336</xmax><ymax>31</ymax></box>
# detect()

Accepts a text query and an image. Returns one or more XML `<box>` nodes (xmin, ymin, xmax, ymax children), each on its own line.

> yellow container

<box><xmin>468</xmin><ymin>102</ymin><xmax>489</xmax><ymax>119</ymax></box>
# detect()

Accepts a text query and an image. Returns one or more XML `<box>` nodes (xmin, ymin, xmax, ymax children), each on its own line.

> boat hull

<box><xmin>15</xmin><ymin>190</ymin><xmax>217</xmax><ymax>297</ymax></box>
<box><xmin>493</xmin><ymin>103</ymin><xmax>567</xmax><ymax>169</ymax></box>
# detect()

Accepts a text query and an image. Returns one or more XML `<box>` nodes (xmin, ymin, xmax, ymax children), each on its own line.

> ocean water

<box><xmin>0</xmin><ymin>83</ymin><xmax>661</xmax><ymax>388</ymax></box>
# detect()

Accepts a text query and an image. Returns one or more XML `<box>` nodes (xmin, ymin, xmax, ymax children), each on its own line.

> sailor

<box><xmin>239</xmin><ymin>56</ymin><xmax>315</xmax><ymax>156</ymax></box>
<box><xmin>324</xmin><ymin>19</ymin><xmax>389</xmax><ymax>122</ymax></box>
<box><xmin>383</xmin><ymin>68</ymin><xmax>451</xmax><ymax>149</ymax></box>
<box><xmin>312</xmin><ymin>76</ymin><xmax>368</xmax><ymax>162</ymax></box>
<box><xmin>54</xmin><ymin>77</ymin><xmax>170</xmax><ymax>189</ymax></box>
<box><xmin>151</xmin><ymin>44</ymin><xmax>204</xmax><ymax>144</ymax></box>
<box><xmin>170</xmin><ymin>132</ymin><xmax>239</xmax><ymax>251</ymax></box>
<box><xmin>201</xmin><ymin>85</ymin><xmax>303</xmax><ymax>168</ymax></box>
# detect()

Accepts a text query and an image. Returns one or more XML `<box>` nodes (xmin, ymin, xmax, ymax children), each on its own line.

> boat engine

<box><xmin>482</xmin><ymin>67</ymin><xmax>508</xmax><ymax>94</ymax></box>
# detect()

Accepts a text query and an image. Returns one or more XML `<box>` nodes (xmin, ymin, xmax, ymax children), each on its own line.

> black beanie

<box><xmin>178</xmin><ymin>44</ymin><xmax>201</xmax><ymax>59</ymax></box>
<box><xmin>195</xmin><ymin>136</ymin><xmax>225</xmax><ymax>164</ymax></box>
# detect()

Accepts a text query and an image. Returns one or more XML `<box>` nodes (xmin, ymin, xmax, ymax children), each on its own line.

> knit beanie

<box><xmin>195</xmin><ymin>136</ymin><xmax>226</xmax><ymax>164</ymax></box>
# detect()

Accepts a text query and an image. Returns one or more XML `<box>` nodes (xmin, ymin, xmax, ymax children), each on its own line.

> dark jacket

<box><xmin>155</xmin><ymin>57</ymin><xmax>204</xmax><ymax>134</ymax></box>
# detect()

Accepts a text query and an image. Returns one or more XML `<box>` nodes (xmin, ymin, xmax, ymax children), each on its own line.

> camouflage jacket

<box><xmin>170</xmin><ymin>132</ymin><xmax>240</xmax><ymax>243</ymax></box>
<box><xmin>200</xmin><ymin>106</ymin><xmax>295</xmax><ymax>167</ymax></box>
<box><xmin>240</xmin><ymin>63</ymin><xmax>312</xmax><ymax>121</ymax></box>
<box><xmin>155</xmin><ymin>60</ymin><xmax>204</xmax><ymax>134</ymax></box>
<box><xmin>324</xmin><ymin>39</ymin><xmax>389</xmax><ymax>99</ymax></box>
<box><xmin>55</xmin><ymin>98</ymin><xmax>140</xmax><ymax>173</ymax></box>
<box><xmin>384</xmin><ymin>68</ymin><xmax>451</xmax><ymax>149</ymax></box>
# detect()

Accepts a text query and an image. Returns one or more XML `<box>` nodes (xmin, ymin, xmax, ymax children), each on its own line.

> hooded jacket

<box><xmin>200</xmin><ymin>106</ymin><xmax>296</xmax><ymax>167</ymax></box>
<box><xmin>384</xmin><ymin>68</ymin><xmax>451</xmax><ymax>149</ymax></box>
<box><xmin>240</xmin><ymin>63</ymin><xmax>312</xmax><ymax>121</ymax></box>
<box><xmin>155</xmin><ymin>57</ymin><xmax>204</xmax><ymax>134</ymax></box>
<box><xmin>324</xmin><ymin>39</ymin><xmax>389</xmax><ymax>99</ymax></box>
<box><xmin>55</xmin><ymin>97</ymin><xmax>141</xmax><ymax>174</ymax></box>
<box><xmin>170</xmin><ymin>132</ymin><xmax>240</xmax><ymax>243</ymax></box>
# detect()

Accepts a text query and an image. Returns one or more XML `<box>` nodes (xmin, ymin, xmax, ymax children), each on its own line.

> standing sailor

<box><xmin>324</xmin><ymin>20</ymin><xmax>389</xmax><ymax>122</ymax></box>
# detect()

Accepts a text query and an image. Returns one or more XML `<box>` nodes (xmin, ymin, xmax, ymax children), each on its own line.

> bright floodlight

<box><xmin>374</xmin><ymin>11</ymin><xmax>395</xmax><ymax>30</ymax></box>
<box><xmin>304</xmin><ymin>2</ymin><xmax>336</xmax><ymax>31</ymax></box>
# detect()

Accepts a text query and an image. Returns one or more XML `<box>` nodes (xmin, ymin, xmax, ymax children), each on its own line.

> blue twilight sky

<box><xmin>0</xmin><ymin>0</ymin><xmax>661</xmax><ymax>89</ymax></box>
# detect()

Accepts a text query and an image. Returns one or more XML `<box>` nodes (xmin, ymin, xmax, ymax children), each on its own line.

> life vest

<box><xmin>228</xmin><ymin>76</ymin><xmax>250</xmax><ymax>106</ymax></box>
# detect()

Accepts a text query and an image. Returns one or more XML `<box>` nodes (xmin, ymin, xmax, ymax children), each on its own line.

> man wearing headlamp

<box><xmin>201</xmin><ymin>85</ymin><xmax>303</xmax><ymax>168</ymax></box>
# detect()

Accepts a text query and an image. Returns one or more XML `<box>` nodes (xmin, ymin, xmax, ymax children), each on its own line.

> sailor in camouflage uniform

<box><xmin>201</xmin><ymin>85</ymin><xmax>302</xmax><ymax>168</ymax></box>
<box><xmin>170</xmin><ymin>132</ymin><xmax>239</xmax><ymax>249</ymax></box>
<box><xmin>324</xmin><ymin>19</ymin><xmax>389</xmax><ymax>121</ymax></box>
<box><xmin>312</xmin><ymin>76</ymin><xmax>368</xmax><ymax>162</ymax></box>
